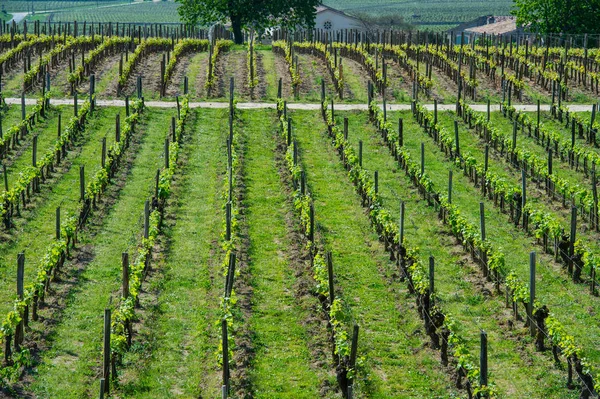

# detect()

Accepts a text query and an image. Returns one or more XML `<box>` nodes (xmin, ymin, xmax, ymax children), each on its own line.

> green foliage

<box><xmin>176</xmin><ymin>0</ymin><xmax>320</xmax><ymax>43</ymax></box>
<box><xmin>513</xmin><ymin>0</ymin><xmax>600</xmax><ymax>34</ymax></box>
<box><xmin>24</xmin><ymin>36</ymin><xmax>102</xmax><ymax>89</ymax></box>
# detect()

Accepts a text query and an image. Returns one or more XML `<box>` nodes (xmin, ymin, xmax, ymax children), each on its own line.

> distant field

<box><xmin>323</xmin><ymin>0</ymin><xmax>513</xmax><ymax>23</ymax></box>
<box><xmin>4</xmin><ymin>0</ymin><xmax>130</xmax><ymax>12</ymax></box>
<box><xmin>3</xmin><ymin>0</ymin><xmax>513</xmax><ymax>27</ymax></box>
<box><xmin>26</xmin><ymin>1</ymin><xmax>182</xmax><ymax>23</ymax></box>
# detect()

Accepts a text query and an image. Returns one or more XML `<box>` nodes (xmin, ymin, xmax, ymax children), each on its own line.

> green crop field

<box><xmin>323</xmin><ymin>0</ymin><xmax>514</xmax><ymax>24</ymax></box>
<box><xmin>28</xmin><ymin>1</ymin><xmax>181</xmax><ymax>23</ymax></box>
<box><xmin>0</xmin><ymin>21</ymin><xmax>596</xmax><ymax>399</ymax></box>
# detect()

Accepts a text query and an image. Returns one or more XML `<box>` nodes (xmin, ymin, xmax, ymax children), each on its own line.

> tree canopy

<box><xmin>512</xmin><ymin>0</ymin><xmax>600</xmax><ymax>34</ymax></box>
<box><xmin>176</xmin><ymin>0</ymin><xmax>322</xmax><ymax>43</ymax></box>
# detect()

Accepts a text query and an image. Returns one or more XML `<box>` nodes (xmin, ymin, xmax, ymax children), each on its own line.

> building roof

<box><xmin>465</xmin><ymin>16</ymin><xmax>518</xmax><ymax>35</ymax></box>
<box><xmin>316</xmin><ymin>5</ymin><xmax>361</xmax><ymax>21</ymax></box>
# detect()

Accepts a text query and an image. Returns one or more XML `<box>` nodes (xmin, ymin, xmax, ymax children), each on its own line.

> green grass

<box><xmin>114</xmin><ymin>108</ymin><xmax>226</xmax><ymax>398</ymax></box>
<box><xmin>541</xmin><ymin>111</ymin><xmax>600</xmax><ymax>159</ymax></box>
<box><xmin>292</xmin><ymin>109</ymin><xmax>460</xmax><ymax>398</ymax></box>
<box><xmin>241</xmin><ymin>109</ymin><xmax>326</xmax><ymax>397</ymax></box>
<box><xmin>321</xmin><ymin>0</ymin><xmax>511</xmax><ymax>24</ymax></box>
<box><xmin>338</xmin><ymin>110</ymin><xmax>578</xmax><ymax>398</ymax></box>
<box><xmin>296</xmin><ymin>53</ymin><xmax>336</xmax><ymax>103</ymax></box>
<box><xmin>26</xmin><ymin>1</ymin><xmax>182</xmax><ymax>23</ymax></box>
<box><xmin>258</xmin><ymin>50</ymin><xmax>279</xmax><ymax>102</ymax></box>
<box><xmin>92</xmin><ymin>53</ymin><xmax>122</xmax><ymax>98</ymax></box>
<box><xmin>28</xmin><ymin>108</ymin><xmax>172</xmax><ymax>398</ymax></box>
<box><xmin>340</xmin><ymin>58</ymin><xmax>368</xmax><ymax>103</ymax></box>
<box><xmin>3</xmin><ymin>69</ymin><xmax>26</xmax><ymax>98</ymax></box>
<box><xmin>0</xmin><ymin>106</ymin><xmax>120</xmax><ymax>316</ymax></box>
<box><xmin>186</xmin><ymin>51</ymin><xmax>208</xmax><ymax>100</ymax></box>
<box><xmin>4</xmin><ymin>106</ymin><xmax>62</xmax><ymax>187</ymax></box>
<box><xmin>389</xmin><ymin>110</ymin><xmax>600</xmax><ymax>371</ymax></box>
<box><xmin>1</xmin><ymin>104</ymin><xmax>31</xmax><ymax>137</ymax></box>
<box><xmin>5</xmin><ymin>0</ymin><xmax>129</xmax><ymax>13</ymax></box>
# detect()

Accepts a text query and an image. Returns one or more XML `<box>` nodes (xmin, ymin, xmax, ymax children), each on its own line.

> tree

<box><xmin>176</xmin><ymin>0</ymin><xmax>322</xmax><ymax>44</ymax></box>
<box><xmin>512</xmin><ymin>0</ymin><xmax>600</xmax><ymax>34</ymax></box>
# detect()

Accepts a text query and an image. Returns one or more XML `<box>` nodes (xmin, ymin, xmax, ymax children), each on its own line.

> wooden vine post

<box><xmin>79</xmin><ymin>165</ymin><xmax>85</xmax><ymax>202</ymax></box>
<box><xmin>103</xmin><ymin>308</ymin><xmax>111</xmax><ymax>394</ymax></box>
<box><xmin>480</xmin><ymin>331</ymin><xmax>488</xmax><ymax>392</ymax></box>
<box><xmin>569</xmin><ymin>207</ymin><xmax>577</xmax><ymax>276</ymax></box>
<box><xmin>399</xmin><ymin>201</ymin><xmax>405</xmax><ymax>246</ymax></box>
<box><xmin>448</xmin><ymin>170</ymin><xmax>453</xmax><ymax>204</ymax></box>
<box><xmin>454</xmin><ymin>121</ymin><xmax>460</xmax><ymax>157</ymax></box>
<box><xmin>420</xmin><ymin>142</ymin><xmax>425</xmax><ymax>176</ymax></box>
<box><xmin>222</xmin><ymin>319</ymin><xmax>229</xmax><ymax>395</ymax></box>
<box><xmin>15</xmin><ymin>253</ymin><xmax>25</xmax><ymax>351</ymax></box>
<box><xmin>348</xmin><ymin>324</ymin><xmax>359</xmax><ymax>399</ymax></box>
<box><xmin>327</xmin><ymin>252</ymin><xmax>335</xmax><ymax>306</ymax></box>
<box><xmin>529</xmin><ymin>251</ymin><xmax>536</xmax><ymax>336</ymax></box>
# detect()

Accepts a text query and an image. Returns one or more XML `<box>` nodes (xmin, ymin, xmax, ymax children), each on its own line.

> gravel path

<box><xmin>4</xmin><ymin>97</ymin><xmax>597</xmax><ymax>112</ymax></box>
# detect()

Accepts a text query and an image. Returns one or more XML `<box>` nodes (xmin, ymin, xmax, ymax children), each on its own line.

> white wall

<box><xmin>315</xmin><ymin>9</ymin><xmax>364</xmax><ymax>31</ymax></box>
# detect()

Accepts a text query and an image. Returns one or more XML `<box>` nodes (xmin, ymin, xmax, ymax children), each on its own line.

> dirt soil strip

<box><xmin>215</xmin><ymin>50</ymin><xmax>249</xmax><ymax>99</ymax></box>
<box><xmin>297</xmin><ymin>53</ymin><xmax>335</xmax><ymax>101</ymax></box>
<box><xmin>78</xmin><ymin>53</ymin><xmax>122</xmax><ymax>97</ymax></box>
<box><xmin>165</xmin><ymin>52</ymin><xmax>194</xmax><ymax>97</ymax></box>
<box><xmin>251</xmin><ymin>52</ymin><xmax>267</xmax><ymax>101</ymax></box>
<box><xmin>273</xmin><ymin>52</ymin><xmax>293</xmax><ymax>99</ymax></box>
<box><xmin>122</xmin><ymin>52</ymin><xmax>164</xmax><ymax>99</ymax></box>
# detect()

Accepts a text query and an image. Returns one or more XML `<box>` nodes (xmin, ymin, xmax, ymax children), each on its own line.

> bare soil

<box><xmin>273</xmin><ymin>53</ymin><xmax>293</xmax><ymax>100</ymax></box>
<box><xmin>215</xmin><ymin>50</ymin><xmax>248</xmax><ymax>100</ymax></box>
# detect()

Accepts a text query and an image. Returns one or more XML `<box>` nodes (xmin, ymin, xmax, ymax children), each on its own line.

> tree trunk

<box><xmin>230</xmin><ymin>13</ymin><xmax>243</xmax><ymax>44</ymax></box>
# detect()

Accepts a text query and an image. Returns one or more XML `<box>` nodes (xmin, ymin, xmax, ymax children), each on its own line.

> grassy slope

<box><xmin>296</xmin><ymin>53</ymin><xmax>336</xmax><ymax>103</ymax></box>
<box><xmin>5</xmin><ymin>107</ymin><xmax>60</xmax><ymax>187</ymax></box>
<box><xmin>241</xmin><ymin>109</ymin><xmax>324</xmax><ymax>397</ymax></box>
<box><xmin>340</xmin><ymin>110</ymin><xmax>577</xmax><ymax>398</ymax></box>
<box><xmin>486</xmin><ymin>111</ymin><xmax>590</xmax><ymax>188</ymax></box>
<box><xmin>392</xmin><ymin>110</ymin><xmax>600</xmax><ymax>370</ymax></box>
<box><xmin>0</xmin><ymin>106</ymin><xmax>119</xmax><ymax>315</ymax></box>
<box><xmin>541</xmin><ymin>111</ymin><xmax>600</xmax><ymax>159</ymax></box>
<box><xmin>293</xmin><ymin>109</ymin><xmax>459</xmax><ymax>398</ymax></box>
<box><xmin>1</xmin><ymin>105</ymin><xmax>28</xmax><ymax>136</ymax></box>
<box><xmin>28</xmin><ymin>108</ymin><xmax>172</xmax><ymax>398</ymax></box>
<box><xmin>116</xmin><ymin>108</ymin><xmax>226</xmax><ymax>398</ymax></box>
<box><xmin>186</xmin><ymin>52</ymin><xmax>208</xmax><ymax>100</ymax></box>
<box><xmin>257</xmin><ymin>49</ymin><xmax>278</xmax><ymax>102</ymax></box>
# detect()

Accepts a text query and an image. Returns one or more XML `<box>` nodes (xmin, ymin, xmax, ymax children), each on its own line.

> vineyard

<box><xmin>0</xmin><ymin>21</ymin><xmax>596</xmax><ymax>399</ymax></box>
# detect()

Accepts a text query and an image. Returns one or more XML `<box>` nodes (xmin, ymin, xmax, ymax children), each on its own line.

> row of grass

<box><xmin>338</xmin><ymin>109</ymin><xmax>577</xmax><ymax>397</ymax></box>
<box><xmin>292</xmin><ymin>109</ymin><xmax>460</xmax><ymax>398</ymax></box>
<box><xmin>0</xmin><ymin>105</ymin><xmax>120</xmax><ymax>316</ymax></box>
<box><xmin>114</xmin><ymin>108</ymin><xmax>226</xmax><ymax>398</ymax></box>
<box><xmin>240</xmin><ymin>109</ymin><xmax>326</xmax><ymax>397</ymax></box>
<box><xmin>385</xmin><ymin>108</ymin><xmax>600</xmax><ymax>373</ymax></box>
<box><xmin>27</xmin><ymin>108</ymin><xmax>172</xmax><ymax>398</ymax></box>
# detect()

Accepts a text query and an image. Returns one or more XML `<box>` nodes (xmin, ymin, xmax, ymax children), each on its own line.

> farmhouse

<box><xmin>314</xmin><ymin>5</ymin><xmax>365</xmax><ymax>31</ymax></box>
<box><xmin>448</xmin><ymin>16</ymin><xmax>524</xmax><ymax>43</ymax></box>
